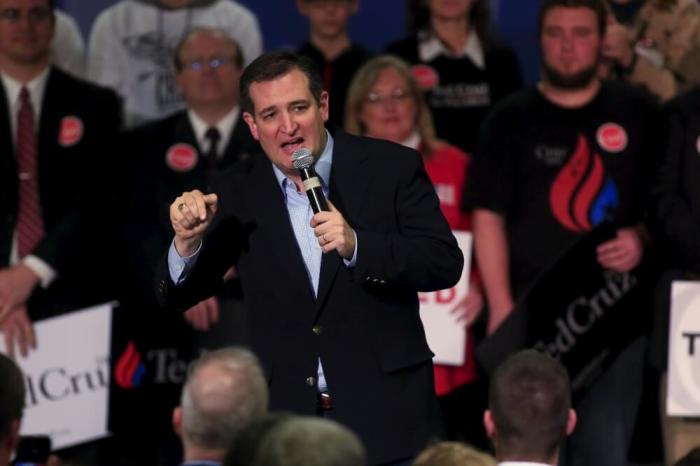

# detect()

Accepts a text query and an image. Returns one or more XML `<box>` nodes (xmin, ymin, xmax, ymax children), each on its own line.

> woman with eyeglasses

<box><xmin>345</xmin><ymin>55</ymin><xmax>488</xmax><ymax>449</ymax></box>
<box><xmin>387</xmin><ymin>0</ymin><xmax>522</xmax><ymax>154</ymax></box>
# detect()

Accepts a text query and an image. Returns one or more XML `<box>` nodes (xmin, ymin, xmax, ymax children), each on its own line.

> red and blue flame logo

<box><xmin>549</xmin><ymin>134</ymin><xmax>618</xmax><ymax>232</ymax></box>
<box><xmin>114</xmin><ymin>341</ymin><xmax>146</xmax><ymax>389</ymax></box>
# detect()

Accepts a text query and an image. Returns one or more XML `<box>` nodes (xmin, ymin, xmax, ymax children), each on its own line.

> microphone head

<box><xmin>292</xmin><ymin>148</ymin><xmax>314</xmax><ymax>170</ymax></box>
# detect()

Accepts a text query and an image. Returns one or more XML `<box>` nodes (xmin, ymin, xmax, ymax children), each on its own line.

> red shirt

<box><xmin>422</xmin><ymin>143</ymin><xmax>478</xmax><ymax>395</ymax></box>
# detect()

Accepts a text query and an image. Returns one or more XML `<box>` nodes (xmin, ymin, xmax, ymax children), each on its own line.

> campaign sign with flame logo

<box><xmin>477</xmin><ymin>225</ymin><xmax>652</xmax><ymax>402</ymax></box>
<box><xmin>550</xmin><ymin>135</ymin><xmax>619</xmax><ymax>232</ymax></box>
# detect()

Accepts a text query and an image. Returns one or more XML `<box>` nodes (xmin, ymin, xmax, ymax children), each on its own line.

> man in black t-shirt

<box><xmin>297</xmin><ymin>0</ymin><xmax>372</xmax><ymax>127</ymax></box>
<box><xmin>468</xmin><ymin>1</ymin><xmax>659</xmax><ymax>465</ymax></box>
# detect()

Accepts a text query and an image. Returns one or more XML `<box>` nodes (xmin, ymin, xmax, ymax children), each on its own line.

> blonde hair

<box><xmin>413</xmin><ymin>442</ymin><xmax>497</xmax><ymax>466</ymax></box>
<box><xmin>344</xmin><ymin>54</ymin><xmax>441</xmax><ymax>155</ymax></box>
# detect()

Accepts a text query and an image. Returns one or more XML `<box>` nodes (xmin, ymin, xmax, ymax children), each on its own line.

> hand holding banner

<box><xmin>419</xmin><ymin>231</ymin><xmax>472</xmax><ymax>366</ymax></box>
<box><xmin>0</xmin><ymin>303</ymin><xmax>114</xmax><ymax>449</ymax></box>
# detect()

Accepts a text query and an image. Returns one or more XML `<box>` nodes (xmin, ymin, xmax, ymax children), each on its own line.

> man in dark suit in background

<box><xmin>158</xmin><ymin>51</ymin><xmax>463</xmax><ymax>465</ymax></box>
<box><xmin>124</xmin><ymin>27</ymin><xmax>261</xmax><ymax>342</ymax></box>
<box><xmin>112</xmin><ymin>28</ymin><xmax>262</xmax><ymax>466</ymax></box>
<box><xmin>0</xmin><ymin>0</ymin><xmax>121</xmax><ymax>357</ymax></box>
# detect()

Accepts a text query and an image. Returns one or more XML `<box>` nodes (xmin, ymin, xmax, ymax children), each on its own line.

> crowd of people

<box><xmin>3</xmin><ymin>0</ymin><xmax>700</xmax><ymax>465</ymax></box>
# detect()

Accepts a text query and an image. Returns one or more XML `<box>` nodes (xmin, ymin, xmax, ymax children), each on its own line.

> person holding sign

<box><xmin>467</xmin><ymin>0</ymin><xmax>659</xmax><ymax>465</ymax></box>
<box><xmin>344</xmin><ymin>54</ymin><xmax>487</xmax><ymax>448</ymax></box>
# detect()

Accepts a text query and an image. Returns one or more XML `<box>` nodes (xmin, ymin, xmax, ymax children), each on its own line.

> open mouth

<box><xmin>281</xmin><ymin>137</ymin><xmax>305</xmax><ymax>153</ymax></box>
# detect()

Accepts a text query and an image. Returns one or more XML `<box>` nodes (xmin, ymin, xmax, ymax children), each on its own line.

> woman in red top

<box><xmin>344</xmin><ymin>55</ymin><xmax>488</xmax><ymax>448</ymax></box>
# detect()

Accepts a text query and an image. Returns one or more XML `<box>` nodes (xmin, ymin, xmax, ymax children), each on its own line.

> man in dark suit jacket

<box><xmin>157</xmin><ymin>51</ymin><xmax>463</xmax><ymax>465</ymax></box>
<box><xmin>124</xmin><ymin>27</ymin><xmax>261</xmax><ymax>331</ymax></box>
<box><xmin>0</xmin><ymin>0</ymin><xmax>121</xmax><ymax>357</ymax></box>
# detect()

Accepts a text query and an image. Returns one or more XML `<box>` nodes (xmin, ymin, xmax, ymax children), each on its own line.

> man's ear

<box><xmin>319</xmin><ymin>91</ymin><xmax>330</xmax><ymax>122</ymax></box>
<box><xmin>172</xmin><ymin>406</ymin><xmax>182</xmax><ymax>437</ymax></box>
<box><xmin>242</xmin><ymin>112</ymin><xmax>260</xmax><ymax>141</ymax></box>
<box><xmin>483</xmin><ymin>409</ymin><xmax>496</xmax><ymax>439</ymax></box>
<box><xmin>566</xmin><ymin>409</ymin><xmax>577</xmax><ymax>436</ymax></box>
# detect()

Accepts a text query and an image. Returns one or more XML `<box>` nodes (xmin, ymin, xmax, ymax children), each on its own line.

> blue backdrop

<box><xmin>57</xmin><ymin>0</ymin><xmax>542</xmax><ymax>84</ymax></box>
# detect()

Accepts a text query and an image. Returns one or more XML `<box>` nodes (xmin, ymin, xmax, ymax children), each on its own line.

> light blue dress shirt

<box><xmin>168</xmin><ymin>130</ymin><xmax>357</xmax><ymax>393</ymax></box>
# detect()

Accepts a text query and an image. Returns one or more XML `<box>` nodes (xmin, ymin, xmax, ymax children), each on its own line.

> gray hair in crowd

<box><xmin>253</xmin><ymin>416</ymin><xmax>366</xmax><ymax>466</ymax></box>
<box><xmin>181</xmin><ymin>347</ymin><xmax>268</xmax><ymax>450</ymax></box>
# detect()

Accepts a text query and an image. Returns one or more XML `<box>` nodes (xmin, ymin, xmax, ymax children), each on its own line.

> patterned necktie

<box><xmin>16</xmin><ymin>87</ymin><xmax>44</xmax><ymax>258</ymax></box>
<box><xmin>205</xmin><ymin>126</ymin><xmax>221</xmax><ymax>181</ymax></box>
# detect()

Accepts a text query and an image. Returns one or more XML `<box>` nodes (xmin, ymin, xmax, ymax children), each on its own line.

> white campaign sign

<box><xmin>667</xmin><ymin>282</ymin><xmax>700</xmax><ymax>417</ymax></box>
<box><xmin>0</xmin><ymin>303</ymin><xmax>113</xmax><ymax>449</ymax></box>
<box><xmin>419</xmin><ymin>231</ymin><xmax>472</xmax><ymax>366</ymax></box>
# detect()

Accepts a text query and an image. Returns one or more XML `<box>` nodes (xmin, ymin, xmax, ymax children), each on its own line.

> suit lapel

<box><xmin>314</xmin><ymin>130</ymin><xmax>371</xmax><ymax>315</ymax></box>
<box><xmin>0</xmin><ymin>80</ymin><xmax>17</xmax><ymax>265</ymax></box>
<box><xmin>246</xmin><ymin>157</ymin><xmax>317</xmax><ymax>303</ymax></box>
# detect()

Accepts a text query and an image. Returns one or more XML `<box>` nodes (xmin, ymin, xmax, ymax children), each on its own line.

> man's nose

<box><xmin>560</xmin><ymin>34</ymin><xmax>575</xmax><ymax>52</ymax></box>
<box><xmin>280</xmin><ymin>112</ymin><xmax>298</xmax><ymax>134</ymax></box>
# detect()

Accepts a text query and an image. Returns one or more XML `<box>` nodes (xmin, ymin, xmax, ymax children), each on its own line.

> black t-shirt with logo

<box><xmin>387</xmin><ymin>35</ymin><xmax>522</xmax><ymax>153</ymax></box>
<box><xmin>467</xmin><ymin>81</ymin><xmax>660</xmax><ymax>293</ymax></box>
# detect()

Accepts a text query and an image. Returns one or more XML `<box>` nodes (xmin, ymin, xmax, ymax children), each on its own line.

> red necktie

<box><xmin>16</xmin><ymin>86</ymin><xmax>44</xmax><ymax>258</ymax></box>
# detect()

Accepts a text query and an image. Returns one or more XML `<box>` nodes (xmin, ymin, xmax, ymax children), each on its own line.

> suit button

<box><xmin>305</xmin><ymin>376</ymin><xmax>316</xmax><ymax>387</ymax></box>
<box><xmin>372</xmin><ymin>278</ymin><xmax>379</xmax><ymax>283</ymax></box>
<box><xmin>312</xmin><ymin>325</ymin><xmax>322</xmax><ymax>335</ymax></box>
<box><xmin>379</xmin><ymin>280</ymin><xmax>386</xmax><ymax>284</ymax></box>
<box><xmin>365</xmin><ymin>276</ymin><xmax>372</xmax><ymax>282</ymax></box>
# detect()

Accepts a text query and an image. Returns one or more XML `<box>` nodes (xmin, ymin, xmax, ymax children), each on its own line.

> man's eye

<box><xmin>292</xmin><ymin>105</ymin><xmax>307</xmax><ymax>112</ymax></box>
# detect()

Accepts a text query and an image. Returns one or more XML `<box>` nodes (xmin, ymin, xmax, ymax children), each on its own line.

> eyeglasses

<box><xmin>365</xmin><ymin>88</ymin><xmax>412</xmax><ymax>105</ymax></box>
<box><xmin>182</xmin><ymin>56</ymin><xmax>235</xmax><ymax>71</ymax></box>
<box><xmin>0</xmin><ymin>7</ymin><xmax>52</xmax><ymax>24</ymax></box>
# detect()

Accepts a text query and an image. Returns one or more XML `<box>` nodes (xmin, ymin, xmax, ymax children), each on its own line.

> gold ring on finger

<box><xmin>177</xmin><ymin>202</ymin><xmax>185</xmax><ymax>211</ymax></box>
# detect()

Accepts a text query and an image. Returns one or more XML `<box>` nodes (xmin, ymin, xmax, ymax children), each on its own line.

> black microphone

<box><xmin>292</xmin><ymin>148</ymin><xmax>329</xmax><ymax>214</ymax></box>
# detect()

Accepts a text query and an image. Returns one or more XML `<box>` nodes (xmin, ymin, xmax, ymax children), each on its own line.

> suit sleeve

<box><xmin>155</xmin><ymin>179</ymin><xmax>244</xmax><ymax>312</ymax></box>
<box><xmin>353</xmin><ymin>150</ymin><xmax>464</xmax><ymax>292</ymax></box>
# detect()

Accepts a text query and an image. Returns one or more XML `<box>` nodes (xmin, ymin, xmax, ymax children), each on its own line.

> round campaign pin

<box><xmin>58</xmin><ymin>116</ymin><xmax>84</xmax><ymax>147</ymax></box>
<box><xmin>412</xmin><ymin>64</ymin><xmax>439</xmax><ymax>90</ymax></box>
<box><xmin>596</xmin><ymin>123</ymin><xmax>628</xmax><ymax>153</ymax></box>
<box><xmin>166</xmin><ymin>143</ymin><xmax>198</xmax><ymax>172</ymax></box>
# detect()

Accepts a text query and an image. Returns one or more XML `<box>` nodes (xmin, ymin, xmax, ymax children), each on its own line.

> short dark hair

<box><xmin>537</xmin><ymin>0</ymin><xmax>608</xmax><ymax>37</ymax></box>
<box><xmin>0</xmin><ymin>354</ymin><xmax>25</xmax><ymax>442</ymax></box>
<box><xmin>489</xmin><ymin>350</ymin><xmax>571</xmax><ymax>462</ymax></box>
<box><xmin>239</xmin><ymin>50</ymin><xmax>323</xmax><ymax>116</ymax></box>
<box><xmin>173</xmin><ymin>27</ymin><xmax>244</xmax><ymax>72</ymax></box>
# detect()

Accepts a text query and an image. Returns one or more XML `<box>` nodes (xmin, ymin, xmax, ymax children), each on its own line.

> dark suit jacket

<box><xmin>654</xmin><ymin>87</ymin><xmax>700</xmax><ymax>272</ymax></box>
<box><xmin>124</xmin><ymin>110</ymin><xmax>262</xmax><ymax>299</ymax></box>
<box><xmin>156</xmin><ymin>128</ymin><xmax>463</xmax><ymax>464</ymax></box>
<box><xmin>0</xmin><ymin>67</ymin><xmax>122</xmax><ymax>317</ymax></box>
<box><xmin>649</xmin><ymin>87</ymin><xmax>700</xmax><ymax>370</ymax></box>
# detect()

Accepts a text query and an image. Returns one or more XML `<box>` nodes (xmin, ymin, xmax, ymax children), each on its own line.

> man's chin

<box><xmin>542</xmin><ymin>65</ymin><xmax>598</xmax><ymax>90</ymax></box>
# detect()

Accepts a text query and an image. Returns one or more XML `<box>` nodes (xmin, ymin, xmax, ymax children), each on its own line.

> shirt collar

<box><xmin>272</xmin><ymin>128</ymin><xmax>333</xmax><ymax>196</ymax></box>
<box><xmin>1</xmin><ymin>67</ymin><xmax>51</xmax><ymax>119</ymax></box>
<box><xmin>418</xmin><ymin>28</ymin><xmax>485</xmax><ymax>69</ymax></box>
<box><xmin>187</xmin><ymin>105</ymin><xmax>240</xmax><ymax>158</ymax></box>
<box><xmin>400</xmin><ymin>131</ymin><xmax>421</xmax><ymax>150</ymax></box>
